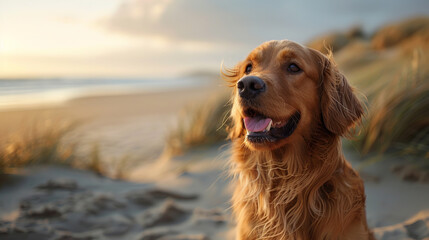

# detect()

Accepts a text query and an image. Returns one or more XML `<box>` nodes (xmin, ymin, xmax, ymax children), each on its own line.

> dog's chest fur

<box><xmin>231</xmin><ymin>138</ymin><xmax>365</xmax><ymax>240</ymax></box>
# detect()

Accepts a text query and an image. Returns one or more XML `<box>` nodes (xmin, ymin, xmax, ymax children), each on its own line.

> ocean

<box><xmin>0</xmin><ymin>77</ymin><xmax>207</xmax><ymax>110</ymax></box>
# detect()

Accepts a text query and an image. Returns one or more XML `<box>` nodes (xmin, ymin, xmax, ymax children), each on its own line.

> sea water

<box><xmin>0</xmin><ymin>77</ymin><xmax>206</xmax><ymax>110</ymax></box>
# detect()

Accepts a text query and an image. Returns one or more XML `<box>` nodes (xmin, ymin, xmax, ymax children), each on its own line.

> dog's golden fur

<box><xmin>224</xmin><ymin>40</ymin><xmax>374</xmax><ymax>239</ymax></box>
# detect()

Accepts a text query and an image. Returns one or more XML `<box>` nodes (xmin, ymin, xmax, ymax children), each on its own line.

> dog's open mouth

<box><xmin>243</xmin><ymin>108</ymin><xmax>301</xmax><ymax>143</ymax></box>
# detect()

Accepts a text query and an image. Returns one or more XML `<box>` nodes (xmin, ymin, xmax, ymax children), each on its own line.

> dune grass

<box><xmin>0</xmin><ymin>121</ymin><xmax>126</xmax><ymax>181</ymax></box>
<box><xmin>86</xmin><ymin>143</ymin><xmax>105</xmax><ymax>176</ymax></box>
<box><xmin>371</xmin><ymin>17</ymin><xmax>429</xmax><ymax>50</ymax></box>
<box><xmin>0</xmin><ymin>121</ymin><xmax>78</xmax><ymax>175</ymax></box>
<box><xmin>163</xmin><ymin>94</ymin><xmax>231</xmax><ymax>157</ymax></box>
<box><xmin>352</xmin><ymin>49</ymin><xmax>429</xmax><ymax>158</ymax></box>
<box><xmin>330</xmin><ymin>17</ymin><xmax>429</xmax><ymax>159</ymax></box>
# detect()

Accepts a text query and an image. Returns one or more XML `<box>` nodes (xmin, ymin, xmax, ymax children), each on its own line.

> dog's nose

<box><xmin>237</xmin><ymin>76</ymin><xmax>266</xmax><ymax>99</ymax></box>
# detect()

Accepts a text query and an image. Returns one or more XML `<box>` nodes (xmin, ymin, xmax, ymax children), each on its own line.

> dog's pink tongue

<box><xmin>244</xmin><ymin>117</ymin><xmax>272</xmax><ymax>132</ymax></box>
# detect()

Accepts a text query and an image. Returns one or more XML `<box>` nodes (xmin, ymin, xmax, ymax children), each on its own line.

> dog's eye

<box><xmin>288</xmin><ymin>63</ymin><xmax>301</xmax><ymax>73</ymax></box>
<box><xmin>245</xmin><ymin>64</ymin><xmax>252</xmax><ymax>74</ymax></box>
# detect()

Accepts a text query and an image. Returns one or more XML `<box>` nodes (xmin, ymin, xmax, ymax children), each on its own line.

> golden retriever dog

<box><xmin>223</xmin><ymin>40</ymin><xmax>374</xmax><ymax>240</ymax></box>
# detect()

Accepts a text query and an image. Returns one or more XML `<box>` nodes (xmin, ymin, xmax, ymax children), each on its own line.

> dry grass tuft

<box><xmin>372</xmin><ymin>17</ymin><xmax>429</xmax><ymax>50</ymax></box>
<box><xmin>353</xmin><ymin>49</ymin><xmax>429</xmax><ymax>157</ymax></box>
<box><xmin>113</xmin><ymin>155</ymin><xmax>131</xmax><ymax>180</ymax></box>
<box><xmin>85</xmin><ymin>143</ymin><xmax>105</xmax><ymax>176</ymax></box>
<box><xmin>163</xmin><ymin>94</ymin><xmax>230</xmax><ymax>157</ymax></box>
<box><xmin>0</xmin><ymin>121</ymin><xmax>129</xmax><ymax>181</ymax></box>
<box><xmin>0</xmin><ymin>121</ymin><xmax>78</xmax><ymax>174</ymax></box>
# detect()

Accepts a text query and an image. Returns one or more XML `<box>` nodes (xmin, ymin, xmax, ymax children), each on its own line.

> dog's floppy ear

<box><xmin>313</xmin><ymin>50</ymin><xmax>363</xmax><ymax>136</ymax></box>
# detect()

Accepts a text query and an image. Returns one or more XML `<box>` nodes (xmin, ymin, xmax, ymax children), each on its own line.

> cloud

<box><xmin>101</xmin><ymin>0</ymin><xmax>429</xmax><ymax>46</ymax></box>
<box><xmin>100</xmin><ymin>0</ymin><xmax>311</xmax><ymax>46</ymax></box>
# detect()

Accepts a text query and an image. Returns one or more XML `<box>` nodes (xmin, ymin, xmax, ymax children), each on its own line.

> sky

<box><xmin>0</xmin><ymin>0</ymin><xmax>428</xmax><ymax>78</ymax></box>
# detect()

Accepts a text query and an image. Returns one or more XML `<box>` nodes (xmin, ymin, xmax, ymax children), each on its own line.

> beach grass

<box><xmin>0</xmin><ymin>121</ymin><xmax>78</xmax><ymax>176</ymax></box>
<box><xmin>352</xmin><ymin>50</ymin><xmax>429</xmax><ymax>158</ymax></box>
<box><xmin>0</xmin><ymin>120</ymin><xmax>129</xmax><ymax>181</ymax></box>
<box><xmin>371</xmin><ymin>17</ymin><xmax>429</xmax><ymax>50</ymax></box>
<box><xmin>163</xmin><ymin>94</ymin><xmax>231</xmax><ymax>157</ymax></box>
<box><xmin>112</xmin><ymin>154</ymin><xmax>131</xmax><ymax>180</ymax></box>
<box><xmin>86</xmin><ymin>143</ymin><xmax>106</xmax><ymax>176</ymax></box>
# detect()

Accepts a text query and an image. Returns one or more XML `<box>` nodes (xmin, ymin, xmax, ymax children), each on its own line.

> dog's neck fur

<box><xmin>231</xmin><ymin>125</ymin><xmax>358</xmax><ymax>239</ymax></box>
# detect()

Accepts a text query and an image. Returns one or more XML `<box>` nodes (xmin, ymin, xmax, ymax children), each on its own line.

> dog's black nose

<box><xmin>237</xmin><ymin>76</ymin><xmax>266</xmax><ymax>99</ymax></box>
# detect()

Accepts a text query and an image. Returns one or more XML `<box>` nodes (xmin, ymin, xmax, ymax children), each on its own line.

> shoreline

<box><xmin>0</xmin><ymin>76</ymin><xmax>215</xmax><ymax>112</ymax></box>
<box><xmin>0</xmin><ymin>83</ymin><xmax>225</xmax><ymax>131</ymax></box>
<box><xmin>0</xmin><ymin>82</ymin><xmax>219</xmax><ymax>113</ymax></box>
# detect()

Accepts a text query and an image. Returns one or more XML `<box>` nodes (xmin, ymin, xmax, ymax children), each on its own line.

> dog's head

<box><xmin>225</xmin><ymin>40</ymin><xmax>363</xmax><ymax>150</ymax></box>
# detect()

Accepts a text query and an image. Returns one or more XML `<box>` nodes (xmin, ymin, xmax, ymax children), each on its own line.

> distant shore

<box><xmin>0</xmin><ymin>76</ymin><xmax>216</xmax><ymax>111</ymax></box>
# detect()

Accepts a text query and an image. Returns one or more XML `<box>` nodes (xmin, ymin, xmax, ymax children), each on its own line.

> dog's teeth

<box><xmin>273</xmin><ymin>121</ymin><xmax>282</xmax><ymax>127</ymax></box>
<box><xmin>265</xmin><ymin>120</ymin><xmax>272</xmax><ymax>132</ymax></box>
